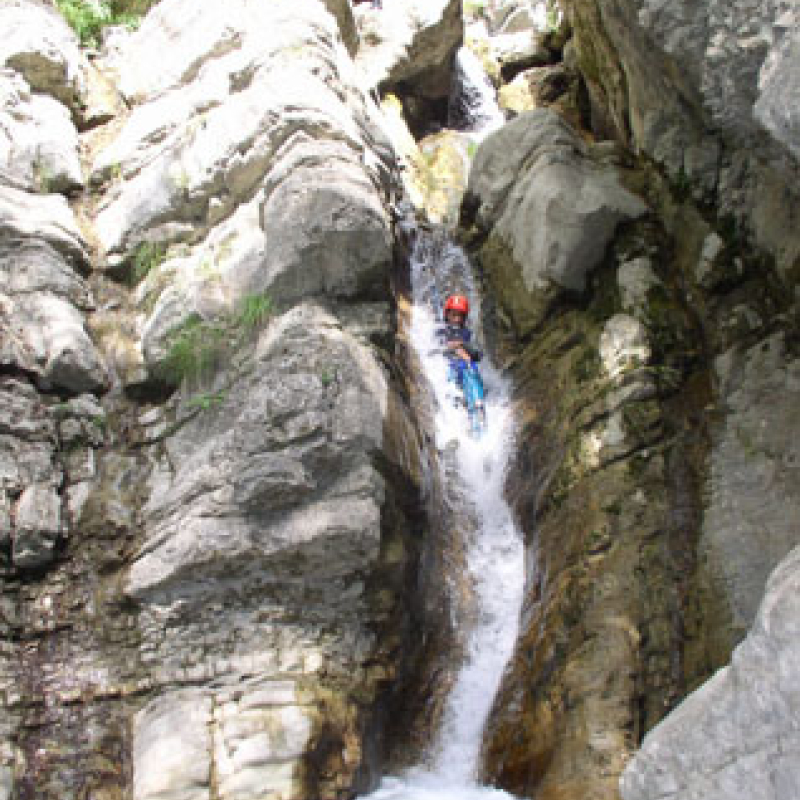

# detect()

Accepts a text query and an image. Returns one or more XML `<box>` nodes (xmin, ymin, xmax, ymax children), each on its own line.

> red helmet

<box><xmin>444</xmin><ymin>294</ymin><xmax>469</xmax><ymax>317</ymax></box>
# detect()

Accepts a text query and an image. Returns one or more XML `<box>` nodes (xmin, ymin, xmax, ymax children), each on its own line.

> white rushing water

<box><xmin>448</xmin><ymin>46</ymin><xmax>505</xmax><ymax>134</ymax></box>
<box><xmin>359</xmin><ymin>233</ymin><xmax>526</xmax><ymax>800</ymax></box>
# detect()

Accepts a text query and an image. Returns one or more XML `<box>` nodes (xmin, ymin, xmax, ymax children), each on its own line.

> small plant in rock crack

<box><xmin>235</xmin><ymin>292</ymin><xmax>273</xmax><ymax>336</ymax></box>
<box><xmin>129</xmin><ymin>241</ymin><xmax>167</xmax><ymax>286</ymax></box>
<box><xmin>158</xmin><ymin>292</ymin><xmax>274</xmax><ymax>388</ymax></box>
<box><xmin>319</xmin><ymin>369</ymin><xmax>336</xmax><ymax>387</ymax></box>
<box><xmin>158</xmin><ymin>316</ymin><xmax>228</xmax><ymax>387</ymax></box>
<box><xmin>32</xmin><ymin>157</ymin><xmax>56</xmax><ymax>194</ymax></box>
<box><xmin>186</xmin><ymin>391</ymin><xmax>227</xmax><ymax>412</ymax></box>
<box><xmin>463</xmin><ymin>0</ymin><xmax>487</xmax><ymax>22</ymax></box>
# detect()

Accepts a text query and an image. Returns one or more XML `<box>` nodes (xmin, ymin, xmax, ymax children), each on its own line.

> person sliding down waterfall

<box><xmin>438</xmin><ymin>294</ymin><xmax>487</xmax><ymax>438</ymax></box>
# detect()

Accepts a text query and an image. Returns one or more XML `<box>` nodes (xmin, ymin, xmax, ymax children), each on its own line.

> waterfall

<box><xmin>359</xmin><ymin>232</ymin><xmax>526</xmax><ymax>800</ymax></box>
<box><xmin>448</xmin><ymin>47</ymin><xmax>505</xmax><ymax>133</ymax></box>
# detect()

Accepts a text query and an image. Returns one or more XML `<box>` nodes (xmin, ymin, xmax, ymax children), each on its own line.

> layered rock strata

<box><xmin>0</xmin><ymin>1</ymin><xmax>444</xmax><ymax>798</ymax></box>
<box><xmin>560</xmin><ymin>0</ymin><xmax>800</xmax><ymax>282</ymax></box>
<box><xmin>462</xmin><ymin>98</ymin><xmax>800</xmax><ymax>800</ymax></box>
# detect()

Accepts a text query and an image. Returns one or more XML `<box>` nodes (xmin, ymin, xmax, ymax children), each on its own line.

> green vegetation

<box><xmin>463</xmin><ymin>0</ymin><xmax>487</xmax><ymax>21</ymax></box>
<box><xmin>54</xmin><ymin>0</ymin><xmax>141</xmax><ymax>47</ymax></box>
<box><xmin>545</xmin><ymin>1</ymin><xmax>561</xmax><ymax>32</ymax></box>
<box><xmin>129</xmin><ymin>241</ymin><xmax>167</xmax><ymax>286</ymax></box>
<box><xmin>158</xmin><ymin>292</ymin><xmax>274</xmax><ymax>387</ymax></box>
<box><xmin>158</xmin><ymin>316</ymin><xmax>227</xmax><ymax>386</ymax></box>
<box><xmin>186</xmin><ymin>391</ymin><xmax>227</xmax><ymax>412</ymax></box>
<box><xmin>235</xmin><ymin>292</ymin><xmax>273</xmax><ymax>334</ymax></box>
<box><xmin>32</xmin><ymin>157</ymin><xmax>56</xmax><ymax>194</ymax></box>
<box><xmin>319</xmin><ymin>369</ymin><xmax>335</xmax><ymax>387</ymax></box>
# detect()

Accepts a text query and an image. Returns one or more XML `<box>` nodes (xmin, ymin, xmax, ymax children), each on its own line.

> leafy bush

<box><xmin>54</xmin><ymin>0</ymin><xmax>140</xmax><ymax>47</ymax></box>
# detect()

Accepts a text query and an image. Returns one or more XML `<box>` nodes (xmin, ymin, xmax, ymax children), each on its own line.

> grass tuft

<box><xmin>157</xmin><ymin>292</ymin><xmax>274</xmax><ymax>387</ymax></box>
<box><xmin>235</xmin><ymin>292</ymin><xmax>273</xmax><ymax>334</ymax></box>
<box><xmin>129</xmin><ymin>241</ymin><xmax>167</xmax><ymax>286</ymax></box>
<box><xmin>158</xmin><ymin>317</ymin><xmax>227</xmax><ymax>386</ymax></box>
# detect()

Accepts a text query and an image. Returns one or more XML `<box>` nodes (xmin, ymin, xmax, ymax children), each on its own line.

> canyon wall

<box><xmin>461</xmin><ymin>2</ymin><xmax>800</xmax><ymax>799</ymax></box>
<box><xmin>0</xmin><ymin>1</ymin><xmax>464</xmax><ymax>798</ymax></box>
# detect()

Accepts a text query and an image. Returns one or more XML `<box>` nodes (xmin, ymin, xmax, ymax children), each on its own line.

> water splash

<box><xmin>448</xmin><ymin>46</ymin><xmax>505</xmax><ymax>134</ymax></box>
<box><xmin>359</xmin><ymin>233</ymin><xmax>526</xmax><ymax>800</ymax></box>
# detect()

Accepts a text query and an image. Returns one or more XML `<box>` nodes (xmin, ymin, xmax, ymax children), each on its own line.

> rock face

<box><xmin>0</xmin><ymin>1</ymin><xmax>431</xmax><ymax>799</ymax></box>
<box><xmin>354</xmin><ymin>0</ymin><xmax>463</xmax><ymax>132</ymax></box>
<box><xmin>621</xmin><ymin>545</ymin><xmax>800</xmax><ymax>800</ymax></box>
<box><xmin>0</xmin><ymin>186</ymin><xmax>107</xmax><ymax>394</ymax></box>
<box><xmin>560</xmin><ymin>0</ymin><xmax>800</xmax><ymax>280</ymax></box>
<box><xmin>463</xmin><ymin>109</ymin><xmax>646</xmax><ymax>333</ymax></box>
<box><xmin>459</xmin><ymin>11</ymin><xmax>800</xmax><ymax>799</ymax></box>
<box><xmin>3</xmin><ymin>1</ymin><xmax>800</xmax><ymax>800</ymax></box>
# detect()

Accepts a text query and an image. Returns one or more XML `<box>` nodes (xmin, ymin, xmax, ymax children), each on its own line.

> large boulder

<box><xmin>129</xmin><ymin>302</ymin><xmax>391</xmax><ymax>599</ymax></box>
<box><xmin>621</xmin><ymin>544</ymin><xmax>800</xmax><ymax>800</ymax></box>
<box><xmin>464</xmin><ymin>109</ymin><xmax>646</xmax><ymax>333</ymax></box>
<box><xmin>127</xmin><ymin>301</ymin><xmax>421</xmax><ymax>799</ymax></box>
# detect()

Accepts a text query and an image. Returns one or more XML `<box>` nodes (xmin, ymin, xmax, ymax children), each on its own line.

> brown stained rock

<box><xmin>469</xmin><ymin>197</ymin><xmax>715</xmax><ymax>798</ymax></box>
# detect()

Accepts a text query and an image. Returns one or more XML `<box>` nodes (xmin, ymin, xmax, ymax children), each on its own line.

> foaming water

<box><xmin>448</xmin><ymin>46</ymin><xmax>505</xmax><ymax>134</ymax></box>
<box><xmin>359</xmin><ymin>233</ymin><xmax>526</xmax><ymax>800</ymax></box>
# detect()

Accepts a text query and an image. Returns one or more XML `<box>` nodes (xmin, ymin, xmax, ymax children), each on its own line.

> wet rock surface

<box><xmin>458</xmin><ymin>8</ymin><xmax>800</xmax><ymax>795</ymax></box>
<box><xmin>2</xmin><ymin>0</ymin><xmax>800</xmax><ymax>799</ymax></box>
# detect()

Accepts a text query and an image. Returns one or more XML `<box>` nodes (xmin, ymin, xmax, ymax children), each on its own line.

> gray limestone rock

<box><xmin>0</xmin><ymin>186</ymin><xmax>107</xmax><ymax>394</ymax></box>
<box><xmin>11</xmin><ymin>482</ymin><xmax>62</xmax><ymax>569</ymax></box>
<box><xmin>0</xmin><ymin>185</ymin><xmax>89</xmax><ymax>268</ymax></box>
<box><xmin>92</xmin><ymin>0</ymin><xmax>395</xmax><ymax>270</ymax></box>
<box><xmin>0</xmin><ymin>69</ymin><xmax>83</xmax><ymax>193</ymax></box>
<box><xmin>634</xmin><ymin>0</ymin><xmax>799</xmax><ymax>164</ymax></box>
<box><xmin>700</xmin><ymin>333</ymin><xmax>800</xmax><ymax>643</ymax></box>
<box><xmin>487</xmin><ymin>0</ymin><xmax>556</xmax><ymax>35</ymax></box>
<box><xmin>599</xmin><ymin>314</ymin><xmax>651</xmax><ymax>380</ymax></box>
<box><xmin>755</xmin><ymin>25</ymin><xmax>800</xmax><ymax>161</ymax></box>
<box><xmin>561</xmin><ymin>0</ymin><xmax>800</xmax><ymax>277</ymax></box>
<box><xmin>0</xmin><ymin>491</ymin><xmax>10</xmax><ymax>552</ymax></box>
<box><xmin>490</xmin><ymin>30</ymin><xmax>551</xmax><ymax>73</ymax></box>
<box><xmin>0</xmin><ymin>0</ymin><xmax>87</xmax><ymax>118</ymax></box>
<box><xmin>133</xmin><ymin>691</ymin><xmax>212</xmax><ymax>800</ymax></box>
<box><xmin>467</xmin><ymin>109</ymin><xmax>646</xmax><ymax>298</ymax></box>
<box><xmin>129</xmin><ymin>301</ymin><xmax>389</xmax><ymax>601</ymax></box>
<box><xmin>0</xmin><ymin>768</ymin><xmax>10</xmax><ymax>800</ymax></box>
<box><xmin>617</xmin><ymin>257</ymin><xmax>660</xmax><ymax>317</ymax></box>
<box><xmin>621</xmin><ymin>544</ymin><xmax>800</xmax><ymax>800</ymax></box>
<box><xmin>0</xmin><ymin>378</ymin><xmax>61</xmax><ymax>496</ymax></box>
